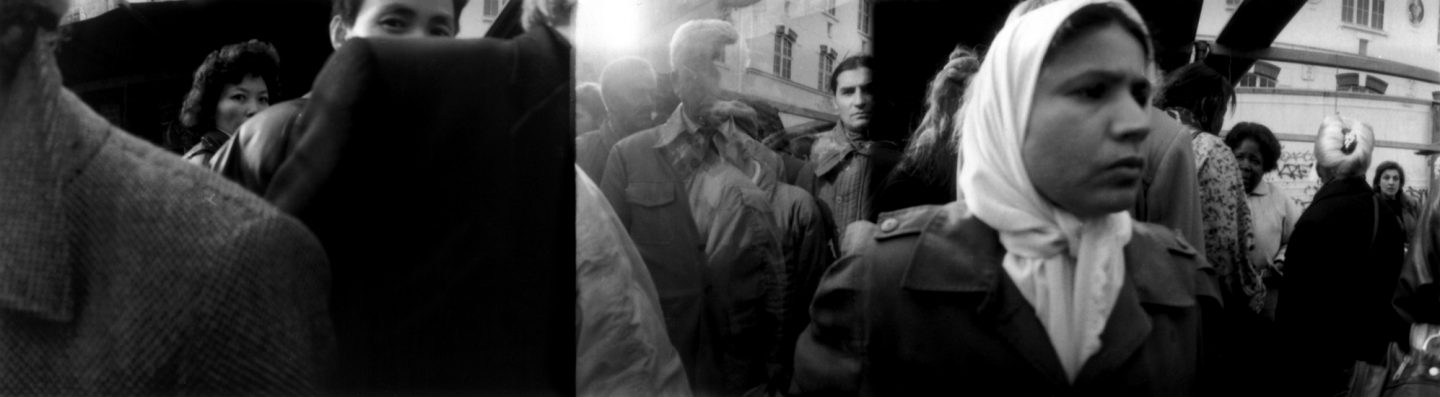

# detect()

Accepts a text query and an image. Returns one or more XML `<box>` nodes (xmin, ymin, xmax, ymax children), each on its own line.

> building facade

<box><xmin>577</xmin><ymin>0</ymin><xmax>874</xmax><ymax>133</ymax></box>
<box><xmin>1198</xmin><ymin>0</ymin><xmax>1440</xmax><ymax>207</ymax></box>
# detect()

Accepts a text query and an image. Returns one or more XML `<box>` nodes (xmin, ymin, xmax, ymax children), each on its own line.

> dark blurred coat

<box><xmin>1</xmin><ymin>73</ymin><xmax>332</xmax><ymax>394</ymax></box>
<box><xmin>1277</xmin><ymin>177</ymin><xmax>1408</xmax><ymax>395</ymax></box>
<box><xmin>212</xmin><ymin>26</ymin><xmax>574</xmax><ymax>393</ymax></box>
<box><xmin>791</xmin><ymin>202</ymin><xmax>1222</xmax><ymax>396</ymax></box>
<box><xmin>209</xmin><ymin>96</ymin><xmax>309</xmax><ymax>191</ymax></box>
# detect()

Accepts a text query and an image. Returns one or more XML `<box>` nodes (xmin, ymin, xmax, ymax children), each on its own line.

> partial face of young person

<box><xmin>1023</xmin><ymin>23</ymin><xmax>1151</xmax><ymax>218</ymax></box>
<box><xmin>332</xmin><ymin>0</ymin><xmax>456</xmax><ymax>49</ymax></box>
<box><xmin>606</xmin><ymin>76</ymin><xmax>658</xmax><ymax>134</ymax></box>
<box><xmin>1380</xmin><ymin>169</ymin><xmax>1402</xmax><ymax>197</ymax></box>
<box><xmin>834</xmin><ymin>67</ymin><xmax>874</xmax><ymax>134</ymax></box>
<box><xmin>214</xmin><ymin>75</ymin><xmax>270</xmax><ymax>135</ymax></box>
<box><xmin>1233</xmin><ymin>138</ymin><xmax>1266</xmax><ymax>193</ymax></box>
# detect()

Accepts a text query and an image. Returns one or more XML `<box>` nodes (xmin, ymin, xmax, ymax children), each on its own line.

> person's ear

<box><xmin>329</xmin><ymin>15</ymin><xmax>350</xmax><ymax>50</ymax></box>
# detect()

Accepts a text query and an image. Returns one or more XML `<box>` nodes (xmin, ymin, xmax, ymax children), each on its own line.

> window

<box><xmin>1238</xmin><ymin>74</ymin><xmax>1276</xmax><ymax>88</ymax></box>
<box><xmin>1365</xmin><ymin>75</ymin><xmax>1389</xmax><ymax>94</ymax></box>
<box><xmin>1336</xmin><ymin>72</ymin><xmax>1387</xmax><ymax>94</ymax></box>
<box><xmin>1337</xmin><ymin>72</ymin><xmax>1363</xmax><ymax>92</ymax></box>
<box><xmin>483</xmin><ymin>0</ymin><xmax>508</xmax><ymax>18</ymax></box>
<box><xmin>1239</xmin><ymin>61</ymin><xmax>1279</xmax><ymax>88</ymax></box>
<box><xmin>1359</xmin><ymin>38</ymin><xmax>1369</xmax><ymax>56</ymax></box>
<box><xmin>1343</xmin><ymin>0</ymin><xmax>1385</xmax><ymax>30</ymax></box>
<box><xmin>818</xmin><ymin>45</ymin><xmax>838</xmax><ymax>91</ymax></box>
<box><xmin>774</xmin><ymin>26</ymin><xmax>796</xmax><ymax>80</ymax></box>
<box><xmin>859</xmin><ymin>0</ymin><xmax>872</xmax><ymax>35</ymax></box>
<box><xmin>826</xmin><ymin>0</ymin><xmax>836</xmax><ymax>16</ymax></box>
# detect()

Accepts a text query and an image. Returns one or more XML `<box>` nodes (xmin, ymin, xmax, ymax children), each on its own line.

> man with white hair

<box><xmin>600</xmin><ymin>19</ymin><xmax>789</xmax><ymax>396</ymax></box>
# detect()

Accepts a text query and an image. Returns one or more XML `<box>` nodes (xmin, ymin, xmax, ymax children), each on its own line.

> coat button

<box><xmin>880</xmin><ymin>218</ymin><xmax>898</xmax><ymax>232</ymax></box>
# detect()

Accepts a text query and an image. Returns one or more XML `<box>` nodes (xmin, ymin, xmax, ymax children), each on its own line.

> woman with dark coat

<box><xmin>792</xmin><ymin>1</ymin><xmax>1222</xmax><ymax>395</ymax></box>
<box><xmin>1374</xmin><ymin>160</ymin><xmax>1421</xmax><ymax>244</ymax></box>
<box><xmin>171</xmin><ymin>40</ymin><xmax>281</xmax><ymax>165</ymax></box>
<box><xmin>1276</xmin><ymin>116</ymin><xmax>1409</xmax><ymax>396</ymax></box>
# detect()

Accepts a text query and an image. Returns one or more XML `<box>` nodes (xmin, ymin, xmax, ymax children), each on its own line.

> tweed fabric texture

<box><xmin>0</xmin><ymin>83</ymin><xmax>333</xmax><ymax>395</ymax></box>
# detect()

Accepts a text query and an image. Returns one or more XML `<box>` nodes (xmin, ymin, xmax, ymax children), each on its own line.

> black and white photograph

<box><xmin>3</xmin><ymin>0</ymin><xmax>1440</xmax><ymax>395</ymax></box>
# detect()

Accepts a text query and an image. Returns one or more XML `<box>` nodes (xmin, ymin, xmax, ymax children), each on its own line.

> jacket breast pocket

<box><xmin>625</xmin><ymin>181</ymin><xmax>680</xmax><ymax>245</ymax></box>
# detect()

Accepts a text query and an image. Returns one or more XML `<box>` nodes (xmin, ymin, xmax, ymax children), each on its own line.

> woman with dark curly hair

<box><xmin>1374</xmin><ymin>160</ymin><xmax>1420</xmax><ymax>242</ymax></box>
<box><xmin>171</xmin><ymin>39</ymin><xmax>281</xmax><ymax>165</ymax></box>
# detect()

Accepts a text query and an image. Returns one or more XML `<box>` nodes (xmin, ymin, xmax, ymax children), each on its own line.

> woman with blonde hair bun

<box><xmin>1276</xmin><ymin>116</ymin><xmax>1408</xmax><ymax>396</ymax></box>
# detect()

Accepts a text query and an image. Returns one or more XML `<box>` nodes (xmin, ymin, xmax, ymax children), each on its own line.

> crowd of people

<box><xmin>575</xmin><ymin>0</ymin><xmax>1440</xmax><ymax>396</ymax></box>
<box><xmin>4</xmin><ymin>0</ymin><xmax>1440</xmax><ymax>395</ymax></box>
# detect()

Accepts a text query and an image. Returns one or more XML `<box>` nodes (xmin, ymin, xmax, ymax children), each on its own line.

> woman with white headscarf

<box><xmin>790</xmin><ymin>1</ymin><xmax>1221</xmax><ymax>395</ymax></box>
<box><xmin>1275</xmin><ymin>116</ymin><xmax>1408</xmax><ymax>396</ymax></box>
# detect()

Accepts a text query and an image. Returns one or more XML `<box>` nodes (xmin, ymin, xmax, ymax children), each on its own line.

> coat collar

<box><xmin>811</xmin><ymin>126</ymin><xmax>857</xmax><ymax>178</ymax></box>
<box><xmin>895</xmin><ymin>202</ymin><xmax>1198</xmax><ymax>385</ymax></box>
<box><xmin>0</xmin><ymin>74</ymin><xmax>108</xmax><ymax>323</ymax></box>
<box><xmin>1313</xmin><ymin>176</ymin><xmax>1372</xmax><ymax>203</ymax></box>
<box><xmin>654</xmin><ymin>106</ymin><xmax>699</xmax><ymax>149</ymax></box>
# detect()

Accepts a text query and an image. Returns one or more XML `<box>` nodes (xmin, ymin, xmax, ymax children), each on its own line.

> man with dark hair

<box><xmin>330</xmin><ymin>0</ymin><xmax>465</xmax><ymax>42</ymax></box>
<box><xmin>0</xmin><ymin>0</ymin><xmax>332</xmax><ymax>393</ymax></box>
<box><xmin>576</xmin><ymin>57</ymin><xmax>656</xmax><ymax>182</ymax></box>
<box><xmin>601</xmin><ymin>19</ymin><xmax>789</xmax><ymax>396</ymax></box>
<box><xmin>210</xmin><ymin>0</ymin><xmax>464</xmax><ymax>189</ymax></box>
<box><xmin>804</xmin><ymin>54</ymin><xmax>903</xmax><ymax>233</ymax></box>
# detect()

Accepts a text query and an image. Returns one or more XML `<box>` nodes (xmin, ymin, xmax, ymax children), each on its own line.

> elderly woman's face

<box><xmin>215</xmin><ymin>75</ymin><xmax>270</xmax><ymax>135</ymax></box>
<box><xmin>1023</xmin><ymin>24</ymin><xmax>1151</xmax><ymax>218</ymax></box>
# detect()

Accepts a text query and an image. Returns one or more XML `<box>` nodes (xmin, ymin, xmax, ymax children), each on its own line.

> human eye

<box><xmin>258</xmin><ymin>96</ymin><xmax>270</xmax><ymax>105</ymax></box>
<box><xmin>379</xmin><ymin>16</ymin><xmax>408</xmax><ymax>32</ymax></box>
<box><xmin>230</xmin><ymin>94</ymin><xmax>246</xmax><ymax>102</ymax></box>
<box><xmin>1131</xmin><ymin>82</ymin><xmax>1151</xmax><ymax>106</ymax></box>
<box><xmin>1071</xmin><ymin>82</ymin><xmax>1108</xmax><ymax>100</ymax></box>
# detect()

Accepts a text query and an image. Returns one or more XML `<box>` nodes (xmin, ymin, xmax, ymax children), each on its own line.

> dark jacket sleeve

<box><xmin>177</xmin><ymin>213</ymin><xmax>334</xmax><ymax>392</ymax></box>
<box><xmin>209</xmin><ymin>101</ymin><xmax>306</xmax><ymax>196</ymax></box>
<box><xmin>791</xmin><ymin>254</ymin><xmax>869</xmax><ymax>396</ymax></box>
<box><xmin>264</xmin><ymin>41</ymin><xmax>379</xmax><ymax>215</ymax></box>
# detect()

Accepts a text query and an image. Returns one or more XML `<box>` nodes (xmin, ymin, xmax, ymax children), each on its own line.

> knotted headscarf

<box><xmin>957</xmin><ymin>0</ymin><xmax>1151</xmax><ymax>382</ymax></box>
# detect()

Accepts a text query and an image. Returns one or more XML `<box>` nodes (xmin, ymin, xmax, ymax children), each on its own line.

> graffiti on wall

<box><xmin>1269</xmin><ymin>149</ymin><xmax>1322</xmax><ymax>209</ymax></box>
<box><xmin>1266</xmin><ymin>149</ymin><xmax>1431</xmax><ymax>209</ymax></box>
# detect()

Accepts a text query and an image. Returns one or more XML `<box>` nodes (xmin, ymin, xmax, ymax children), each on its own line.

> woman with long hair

<box><xmin>1154</xmin><ymin>61</ymin><xmax>1264</xmax><ymax>314</ymax></box>
<box><xmin>793</xmin><ymin>1</ymin><xmax>1220</xmax><ymax>394</ymax></box>
<box><xmin>871</xmin><ymin>44</ymin><xmax>982</xmax><ymax>216</ymax></box>
<box><xmin>1373</xmin><ymin>160</ymin><xmax>1420</xmax><ymax>242</ymax></box>
<box><xmin>171</xmin><ymin>40</ymin><xmax>281</xmax><ymax>166</ymax></box>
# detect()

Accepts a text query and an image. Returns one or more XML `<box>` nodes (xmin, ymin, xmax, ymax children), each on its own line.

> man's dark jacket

<box><xmin>213</xmin><ymin>26</ymin><xmax>574</xmax><ymax>394</ymax></box>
